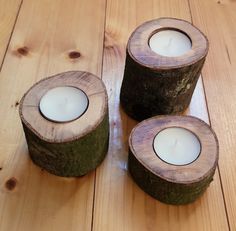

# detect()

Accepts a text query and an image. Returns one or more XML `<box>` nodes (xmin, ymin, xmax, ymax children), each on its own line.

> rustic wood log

<box><xmin>128</xmin><ymin>115</ymin><xmax>219</xmax><ymax>205</ymax></box>
<box><xmin>120</xmin><ymin>18</ymin><xmax>209</xmax><ymax>121</ymax></box>
<box><xmin>19</xmin><ymin>71</ymin><xmax>109</xmax><ymax>177</ymax></box>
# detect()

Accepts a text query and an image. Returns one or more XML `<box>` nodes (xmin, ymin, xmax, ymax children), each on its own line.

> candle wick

<box><xmin>173</xmin><ymin>139</ymin><xmax>178</xmax><ymax>147</ymax></box>
<box><xmin>167</xmin><ymin>38</ymin><xmax>172</xmax><ymax>48</ymax></box>
<box><xmin>62</xmin><ymin>97</ymin><xmax>69</xmax><ymax>111</ymax></box>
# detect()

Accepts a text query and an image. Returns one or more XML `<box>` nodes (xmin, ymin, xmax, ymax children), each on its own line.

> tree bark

<box><xmin>129</xmin><ymin>149</ymin><xmax>215</xmax><ymax>205</ymax></box>
<box><xmin>23</xmin><ymin>112</ymin><xmax>109</xmax><ymax>177</ymax></box>
<box><xmin>121</xmin><ymin>54</ymin><xmax>205</xmax><ymax>121</ymax></box>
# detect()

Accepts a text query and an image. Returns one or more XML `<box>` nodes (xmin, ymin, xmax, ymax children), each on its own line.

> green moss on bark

<box><xmin>128</xmin><ymin>149</ymin><xmax>215</xmax><ymax>205</ymax></box>
<box><xmin>120</xmin><ymin>51</ymin><xmax>205</xmax><ymax>121</ymax></box>
<box><xmin>23</xmin><ymin>112</ymin><xmax>109</xmax><ymax>177</ymax></box>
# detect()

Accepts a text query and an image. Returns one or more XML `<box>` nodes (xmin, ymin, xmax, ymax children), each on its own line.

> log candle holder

<box><xmin>19</xmin><ymin>71</ymin><xmax>109</xmax><ymax>177</ymax></box>
<box><xmin>128</xmin><ymin>115</ymin><xmax>218</xmax><ymax>205</ymax></box>
<box><xmin>120</xmin><ymin>18</ymin><xmax>209</xmax><ymax>121</ymax></box>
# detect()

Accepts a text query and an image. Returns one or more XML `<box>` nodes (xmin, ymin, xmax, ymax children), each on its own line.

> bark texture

<box><xmin>23</xmin><ymin>112</ymin><xmax>109</xmax><ymax>177</ymax></box>
<box><xmin>128</xmin><ymin>149</ymin><xmax>216</xmax><ymax>205</ymax></box>
<box><xmin>120</xmin><ymin>52</ymin><xmax>205</xmax><ymax>121</ymax></box>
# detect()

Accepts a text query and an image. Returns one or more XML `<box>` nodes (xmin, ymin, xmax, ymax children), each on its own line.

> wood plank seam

<box><xmin>91</xmin><ymin>0</ymin><xmax>108</xmax><ymax>230</ymax></box>
<box><xmin>0</xmin><ymin>0</ymin><xmax>23</xmax><ymax>72</ymax></box>
<box><xmin>188</xmin><ymin>0</ymin><xmax>231</xmax><ymax>230</ymax></box>
<box><xmin>91</xmin><ymin>170</ymin><xmax>97</xmax><ymax>231</ymax></box>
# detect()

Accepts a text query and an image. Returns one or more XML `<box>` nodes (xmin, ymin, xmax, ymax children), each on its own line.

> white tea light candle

<box><xmin>149</xmin><ymin>30</ymin><xmax>192</xmax><ymax>57</ymax></box>
<box><xmin>39</xmin><ymin>86</ymin><xmax>88</xmax><ymax>122</ymax></box>
<box><xmin>153</xmin><ymin>127</ymin><xmax>201</xmax><ymax>165</ymax></box>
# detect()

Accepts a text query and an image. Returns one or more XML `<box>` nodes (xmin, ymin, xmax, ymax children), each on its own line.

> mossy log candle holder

<box><xmin>120</xmin><ymin>18</ymin><xmax>209</xmax><ymax>121</ymax></box>
<box><xmin>19</xmin><ymin>71</ymin><xmax>109</xmax><ymax>177</ymax></box>
<box><xmin>128</xmin><ymin>115</ymin><xmax>218</xmax><ymax>205</ymax></box>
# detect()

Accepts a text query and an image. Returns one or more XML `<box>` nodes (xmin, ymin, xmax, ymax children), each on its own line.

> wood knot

<box><xmin>15</xmin><ymin>101</ymin><xmax>19</xmax><ymax>107</ymax></box>
<box><xmin>5</xmin><ymin>177</ymin><xmax>17</xmax><ymax>191</ymax></box>
<box><xmin>68</xmin><ymin>51</ymin><xmax>81</xmax><ymax>59</ymax></box>
<box><xmin>105</xmin><ymin>45</ymin><xmax>114</xmax><ymax>50</ymax></box>
<box><xmin>17</xmin><ymin>46</ymin><xmax>29</xmax><ymax>56</ymax></box>
<box><xmin>104</xmin><ymin>30</ymin><xmax>119</xmax><ymax>50</ymax></box>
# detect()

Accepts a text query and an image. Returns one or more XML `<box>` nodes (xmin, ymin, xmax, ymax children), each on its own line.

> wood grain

<box><xmin>0</xmin><ymin>0</ymin><xmax>106</xmax><ymax>230</ymax></box>
<box><xmin>0</xmin><ymin>0</ymin><xmax>22</xmax><ymax>65</ymax></box>
<box><xmin>189</xmin><ymin>0</ymin><xmax>236</xmax><ymax>229</ymax></box>
<box><xmin>93</xmin><ymin>0</ymin><xmax>229</xmax><ymax>230</ymax></box>
<box><xmin>127</xmin><ymin>18</ymin><xmax>208</xmax><ymax>68</ymax></box>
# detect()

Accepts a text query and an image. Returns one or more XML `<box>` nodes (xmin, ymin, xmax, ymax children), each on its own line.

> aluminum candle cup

<box><xmin>128</xmin><ymin>115</ymin><xmax>219</xmax><ymax>205</ymax></box>
<box><xmin>120</xmin><ymin>17</ymin><xmax>209</xmax><ymax>121</ymax></box>
<box><xmin>19</xmin><ymin>71</ymin><xmax>109</xmax><ymax>177</ymax></box>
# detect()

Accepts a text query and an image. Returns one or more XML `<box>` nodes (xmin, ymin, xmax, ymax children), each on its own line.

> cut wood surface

<box><xmin>20</xmin><ymin>71</ymin><xmax>108</xmax><ymax>142</ymax></box>
<box><xmin>0</xmin><ymin>0</ymin><xmax>234</xmax><ymax>230</ymax></box>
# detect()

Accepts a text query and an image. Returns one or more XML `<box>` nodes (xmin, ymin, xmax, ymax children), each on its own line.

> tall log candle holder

<box><xmin>120</xmin><ymin>18</ymin><xmax>209</xmax><ymax>121</ymax></box>
<box><xmin>19</xmin><ymin>71</ymin><xmax>109</xmax><ymax>177</ymax></box>
<box><xmin>128</xmin><ymin>115</ymin><xmax>219</xmax><ymax>205</ymax></box>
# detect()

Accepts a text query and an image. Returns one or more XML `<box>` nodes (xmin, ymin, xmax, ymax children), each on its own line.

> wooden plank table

<box><xmin>0</xmin><ymin>0</ymin><xmax>235</xmax><ymax>230</ymax></box>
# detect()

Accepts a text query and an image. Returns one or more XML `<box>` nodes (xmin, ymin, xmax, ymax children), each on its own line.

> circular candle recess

<box><xmin>128</xmin><ymin>115</ymin><xmax>218</xmax><ymax>205</ymax></box>
<box><xmin>149</xmin><ymin>30</ymin><xmax>192</xmax><ymax>57</ymax></box>
<box><xmin>153</xmin><ymin>127</ymin><xmax>201</xmax><ymax>165</ymax></box>
<box><xmin>120</xmin><ymin>18</ymin><xmax>209</xmax><ymax>121</ymax></box>
<box><xmin>39</xmin><ymin>86</ymin><xmax>88</xmax><ymax>122</ymax></box>
<box><xmin>19</xmin><ymin>71</ymin><xmax>109</xmax><ymax>177</ymax></box>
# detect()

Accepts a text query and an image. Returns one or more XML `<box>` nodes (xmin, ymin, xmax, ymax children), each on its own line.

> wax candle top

<box><xmin>39</xmin><ymin>86</ymin><xmax>88</xmax><ymax>122</ymax></box>
<box><xmin>153</xmin><ymin>127</ymin><xmax>201</xmax><ymax>165</ymax></box>
<box><xmin>149</xmin><ymin>30</ymin><xmax>192</xmax><ymax>57</ymax></box>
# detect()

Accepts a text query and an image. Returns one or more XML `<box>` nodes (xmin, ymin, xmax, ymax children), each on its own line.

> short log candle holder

<box><xmin>19</xmin><ymin>71</ymin><xmax>109</xmax><ymax>177</ymax></box>
<box><xmin>120</xmin><ymin>18</ymin><xmax>209</xmax><ymax>121</ymax></box>
<box><xmin>128</xmin><ymin>115</ymin><xmax>218</xmax><ymax>205</ymax></box>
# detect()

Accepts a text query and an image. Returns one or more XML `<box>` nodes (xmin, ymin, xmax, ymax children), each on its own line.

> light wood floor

<box><xmin>0</xmin><ymin>0</ymin><xmax>235</xmax><ymax>230</ymax></box>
